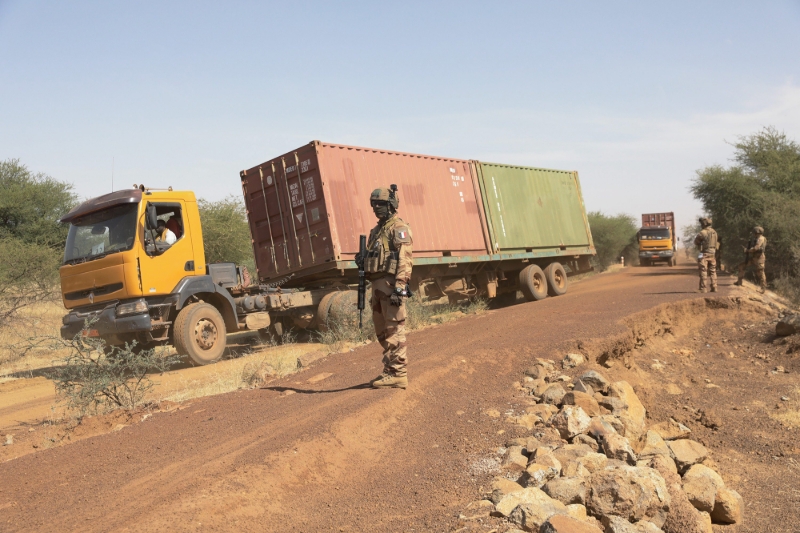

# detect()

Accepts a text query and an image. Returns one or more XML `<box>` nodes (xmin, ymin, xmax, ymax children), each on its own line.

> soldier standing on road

<box><xmin>365</xmin><ymin>186</ymin><xmax>413</xmax><ymax>389</ymax></box>
<box><xmin>735</xmin><ymin>226</ymin><xmax>767</xmax><ymax>293</ymax></box>
<box><xmin>694</xmin><ymin>217</ymin><xmax>718</xmax><ymax>293</ymax></box>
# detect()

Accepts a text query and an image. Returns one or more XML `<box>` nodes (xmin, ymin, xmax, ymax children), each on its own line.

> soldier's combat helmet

<box><xmin>699</xmin><ymin>217</ymin><xmax>712</xmax><ymax>227</ymax></box>
<box><xmin>753</xmin><ymin>226</ymin><xmax>764</xmax><ymax>234</ymax></box>
<box><xmin>370</xmin><ymin>185</ymin><xmax>399</xmax><ymax>218</ymax></box>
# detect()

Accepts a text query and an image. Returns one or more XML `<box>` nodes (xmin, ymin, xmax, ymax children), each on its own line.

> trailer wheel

<box><xmin>544</xmin><ymin>262</ymin><xmax>568</xmax><ymax>296</ymax></box>
<box><xmin>519</xmin><ymin>265</ymin><xmax>548</xmax><ymax>301</ymax></box>
<box><xmin>173</xmin><ymin>303</ymin><xmax>227</xmax><ymax>365</ymax></box>
<box><xmin>316</xmin><ymin>292</ymin><xmax>341</xmax><ymax>332</ymax></box>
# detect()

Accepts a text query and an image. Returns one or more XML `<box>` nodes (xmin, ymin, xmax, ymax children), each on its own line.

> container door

<box><xmin>241</xmin><ymin>143</ymin><xmax>333</xmax><ymax>282</ymax></box>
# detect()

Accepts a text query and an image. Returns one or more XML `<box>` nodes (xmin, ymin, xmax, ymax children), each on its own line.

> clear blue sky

<box><xmin>2</xmin><ymin>1</ymin><xmax>799</xmax><ymax>235</ymax></box>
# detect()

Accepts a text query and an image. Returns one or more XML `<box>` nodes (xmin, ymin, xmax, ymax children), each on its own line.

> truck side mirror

<box><xmin>146</xmin><ymin>203</ymin><xmax>158</xmax><ymax>230</ymax></box>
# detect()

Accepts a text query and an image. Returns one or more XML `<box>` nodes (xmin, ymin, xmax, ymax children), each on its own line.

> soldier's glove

<box><xmin>389</xmin><ymin>285</ymin><xmax>409</xmax><ymax>306</ymax></box>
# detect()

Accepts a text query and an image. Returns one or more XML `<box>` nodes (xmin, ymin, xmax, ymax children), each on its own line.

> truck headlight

<box><xmin>116</xmin><ymin>299</ymin><xmax>148</xmax><ymax>317</ymax></box>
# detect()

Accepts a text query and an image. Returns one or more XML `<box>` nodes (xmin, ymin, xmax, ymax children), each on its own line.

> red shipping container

<box><xmin>240</xmin><ymin>141</ymin><xmax>490</xmax><ymax>284</ymax></box>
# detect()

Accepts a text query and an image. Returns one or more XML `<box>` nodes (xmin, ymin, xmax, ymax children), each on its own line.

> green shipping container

<box><xmin>473</xmin><ymin>162</ymin><xmax>595</xmax><ymax>254</ymax></box>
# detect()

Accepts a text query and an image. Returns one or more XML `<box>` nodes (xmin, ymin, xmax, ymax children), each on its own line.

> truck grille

<box><xmin>64</xmin><ymin>283</ymin><xmax>124</xmax><ymax>301</ymax></box>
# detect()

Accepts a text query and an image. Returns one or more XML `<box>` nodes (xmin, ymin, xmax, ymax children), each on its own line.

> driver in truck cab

<box><xmin>155</xmin><ymin>219</ymin><xmax>177</xmax><ymax>244</ymax></box>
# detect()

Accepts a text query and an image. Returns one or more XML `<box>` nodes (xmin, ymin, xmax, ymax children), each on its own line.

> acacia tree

<box><xmin>0</xmin><ymin>159</ymin><xmax>77</xmax><ymax>247</ymax></box>
<box><xmin>691</xmin><ymin>127</ymin><xmax>800</xmax><ymax>283</ymax></box>
<box><xmin>198</xmin><ymin>196</ymin><xmax>256</xmax><ymax>274</ymax></box>
<box><xmin>0</xmin><ymin>160</ymin><xmax>77</xmax><ymax>326</ymax></box>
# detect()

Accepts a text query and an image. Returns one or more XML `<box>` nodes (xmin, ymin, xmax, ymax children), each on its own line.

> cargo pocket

<box><xmin>384</xmin><ymin>300</ymin><xmax>407</xmax><ymax>323</ymax></box>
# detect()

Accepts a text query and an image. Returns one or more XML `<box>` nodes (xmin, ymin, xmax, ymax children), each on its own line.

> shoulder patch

<box><xmin>394</xmin><ymin>225</ymin><xmax>412</xmax><ymax>244</ymax></box>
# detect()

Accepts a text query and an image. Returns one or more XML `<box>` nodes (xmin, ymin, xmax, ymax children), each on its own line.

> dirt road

<box><xmin>0</xmin><ymin>264</ymin><xmax>733</xmax><ymax>532</ymax></box>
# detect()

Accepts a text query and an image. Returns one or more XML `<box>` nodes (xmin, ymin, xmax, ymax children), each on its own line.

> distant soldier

<box><xmin>735</xmin><ymin>226</ymin><xmax>767</xmax><ymax>293</ymax></box>
<box><xmin>693</xmin><ymin>217</ymin><xmax>718</xmax><ymax>293</ymax></box>
<box><xmin>365</xmin><ymin>185</ymin><xmax>413</xmax><ymax>389</ymax></box>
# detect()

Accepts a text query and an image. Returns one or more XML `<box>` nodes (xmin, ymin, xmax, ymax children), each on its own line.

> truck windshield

<box><xmin>64</xmin><ymin>204</ymin><xmax>139</xmax><ymax>264</ymax></box>
<box><xmin>640</xmin><ymin>228</ymin><xmax>671</xmax><ymax>240</ymax></box>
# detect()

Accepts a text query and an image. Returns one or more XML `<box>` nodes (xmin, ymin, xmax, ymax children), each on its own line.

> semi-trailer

<box><xmin>59</xmin><ymin>141</ymin><xmax>596</xmax><ymax>365</ymax></box>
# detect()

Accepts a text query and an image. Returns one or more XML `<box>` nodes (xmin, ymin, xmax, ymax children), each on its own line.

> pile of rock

<box><xmin>460</xmin><ymin>360</ymin><xmax>742</xmax><ymax>533</ymax></box>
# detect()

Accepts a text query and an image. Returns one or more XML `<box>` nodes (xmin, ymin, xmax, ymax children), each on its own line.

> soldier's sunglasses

<box><xmin>370</xmin><ymin>200</ymin><xmax>388</xmax><ymax>207</ymax></box>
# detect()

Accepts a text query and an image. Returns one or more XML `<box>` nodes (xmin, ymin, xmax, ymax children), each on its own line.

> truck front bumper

<box><xmin>61</xmin><ymin>301</ymin><xmax>152</xmax><ymax>345</ymax></box>
<box><xmin>639</xmin><ymin>250</ymin><xmax>674</xmax><ymax>259</ymax></box>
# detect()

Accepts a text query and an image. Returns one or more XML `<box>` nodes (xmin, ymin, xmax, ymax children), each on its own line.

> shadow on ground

<box><xmin>264</xmin><ymin>383</ymin><xmax>373</xmax><ymax>395</ymax></box>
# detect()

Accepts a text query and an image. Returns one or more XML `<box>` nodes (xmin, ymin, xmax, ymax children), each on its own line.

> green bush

<box><xmin>691</xmin><ymin>127</ymin><xmax>800</xmax><ymax>292</ymax></box>
<box><xmin>681</xmin><ymin>221</ymin><xmax>702</xmax><ymax>259</ymax></box>
<box><xmin>0</xmin><ymin>237</ymin><xmax>62</xmax><ymax>322</ymax></box>
<box><xmin>198</xmin><ymin>196</ymin><xmax>256</xmax><ymax>273</ymax></box>
<box><xmin>587</xmin><ymin>211</ymin><xmax>639</xmax><ymax>270</ymax></box>
<box><xmin>0</xmin><ymin>160</ymin><xmax>77</xmax><ymax>327</ymax></box>
<box><xmin>0</xmin><ymin>159</ymin><xmax>77</xmax><ymax>247</ymax></box>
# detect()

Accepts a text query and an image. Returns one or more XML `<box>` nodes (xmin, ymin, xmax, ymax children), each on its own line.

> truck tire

<box><xmin>519</xmin><ymin>265</ymin><xmax>548</xmax><ymax>301</ymax></box>
<box><xmin>543</xmin><ymin>262</ymin><xmax>568</xmax><ymax>296</ymax></box>
<box><xmin>316</xmin><ymin>291</ymin><xmax>341</xmax><ymax>332</ymax></box>
<box><xmin>173</xmin><ymin>302</ymin><xmax>227</xmax><ymax>365</ymax></box>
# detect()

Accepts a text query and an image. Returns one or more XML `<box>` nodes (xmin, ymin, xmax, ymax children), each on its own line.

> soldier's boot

<box><xmin>370</xmin><ymin>369</ymin><xmax>391</xmax><ymax>384</ymax></box>
<box><xmin>710</xmin><ymin>287</ymin><xmax>717</xmax><ymax>293</ymax></box>
<box><xmin>734</xmin><ymin>278</ymin><xmax>743</xmax><ymax>286</ymax></box>
<box><xmin>371</xmin><ymin>373</ymin><xmax>408</xmax><ymax>389</ymax></box>
<box><xmin>759</xmin><ymin>286</ymin><xmax>766</xmax><ymax>294</ymax></box>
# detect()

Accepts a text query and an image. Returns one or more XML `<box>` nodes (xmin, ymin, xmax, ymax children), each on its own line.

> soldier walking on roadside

<box><xmin>735</xmin><ymin>226</ymin><xmax>767</xmax><ymax>293</ymax></box>
<box><xmin>694</xmin><ymin>217</ymin><xmax>718</xmax><ymax>293</ymax></box>
<box><xmin>364</xmin><ymin>185</ymin><xmax>413</xmax><ymax>389</ymax></box>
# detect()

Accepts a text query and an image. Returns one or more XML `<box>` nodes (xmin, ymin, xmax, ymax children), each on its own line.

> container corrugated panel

<box><xmin>641</xmin><ymin>212</ymin><xmax>674</xmax><ymax>228</ymax></box>
<box><xmin>474</xmin><ymin>162</ymin><xmax>594</xmax><ymax>253</ymax></box>
<box><xmin>240</xmin><ymin>141</ymin><xmax>490</xmax><ymax>283</ymax></box>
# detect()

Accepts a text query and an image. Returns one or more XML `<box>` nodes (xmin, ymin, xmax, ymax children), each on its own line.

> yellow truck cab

<box><xmin>638</xmin><ymin>212</ymin><xmax>677</xmax><ymax>267</ymax></box>
<box><xmin>59</xmin><ymin>187</ymin><xmax>255</xmax><ymax>364</ymax></box>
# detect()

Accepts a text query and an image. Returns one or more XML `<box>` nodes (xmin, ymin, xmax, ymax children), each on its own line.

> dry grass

<box><xmin>155</xmin><ymin>343</ymin><xmax>318</xmax><ymax>403</ymax></box>
<box><xmin>0</xmin><ymin>300</ymin><xmax>70</xmax><ymax>378</ymax></box>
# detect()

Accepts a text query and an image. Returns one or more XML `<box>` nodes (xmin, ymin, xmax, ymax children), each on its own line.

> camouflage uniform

<box><xmin>736</xmin><ymin>230</ymin><xmax>767</xmax><ymax>291</ymax></box>
<box><xmin>367</xmin><ymin>213</ymin><xmax>413</xmax><ymax>381</ymax></box>
<box><xmin>694</xmin><ymin>223</ymin><xmax>718</xmax><ymax>292</ymax></box>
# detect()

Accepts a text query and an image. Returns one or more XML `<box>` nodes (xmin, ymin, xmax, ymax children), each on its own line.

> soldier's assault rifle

<box><xmin>356</xmin><ymin>235</ymin><xmax>367</xmax><ymax>329</ymax></box>
<box><xmin>743</xmin><ymin>237</ymin><xmax>755</xmax><ymax>264</ymax></box>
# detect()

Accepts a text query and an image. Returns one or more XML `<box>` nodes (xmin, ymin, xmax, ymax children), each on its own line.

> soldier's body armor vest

<box><xmin>750</xmin><ymin>235</ymin><xmax>766</xmax><ymax>256</ymax></box>
<box><xmin>365</xmin><ymin>217</ymin><xmax>399</xmax><ymax>276</ymax></box>
<box><xmin>699</xmin><ymin>228</ymin><xmax>718</xmax><ymax>253</ymax></box>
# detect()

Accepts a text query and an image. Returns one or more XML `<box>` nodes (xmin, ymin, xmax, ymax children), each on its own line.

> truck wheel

<box><xmin>519</xmin><ymin>265</ymin><xmax>548</xmax><ymax>301</ymax></box>
<box><xmin>173</xmin><ymin>303</ymin><xmax>227</xmax><ymax>365</ymax></box>
<box><xmin>316</xmin><ymin>291</ymin><xmax>341</xmax><ymax>332</ymax></box>
<box><xmin>543</xmin><ymin>262</ymin><xmax>568</xmax><ymax>296</ymax></box>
